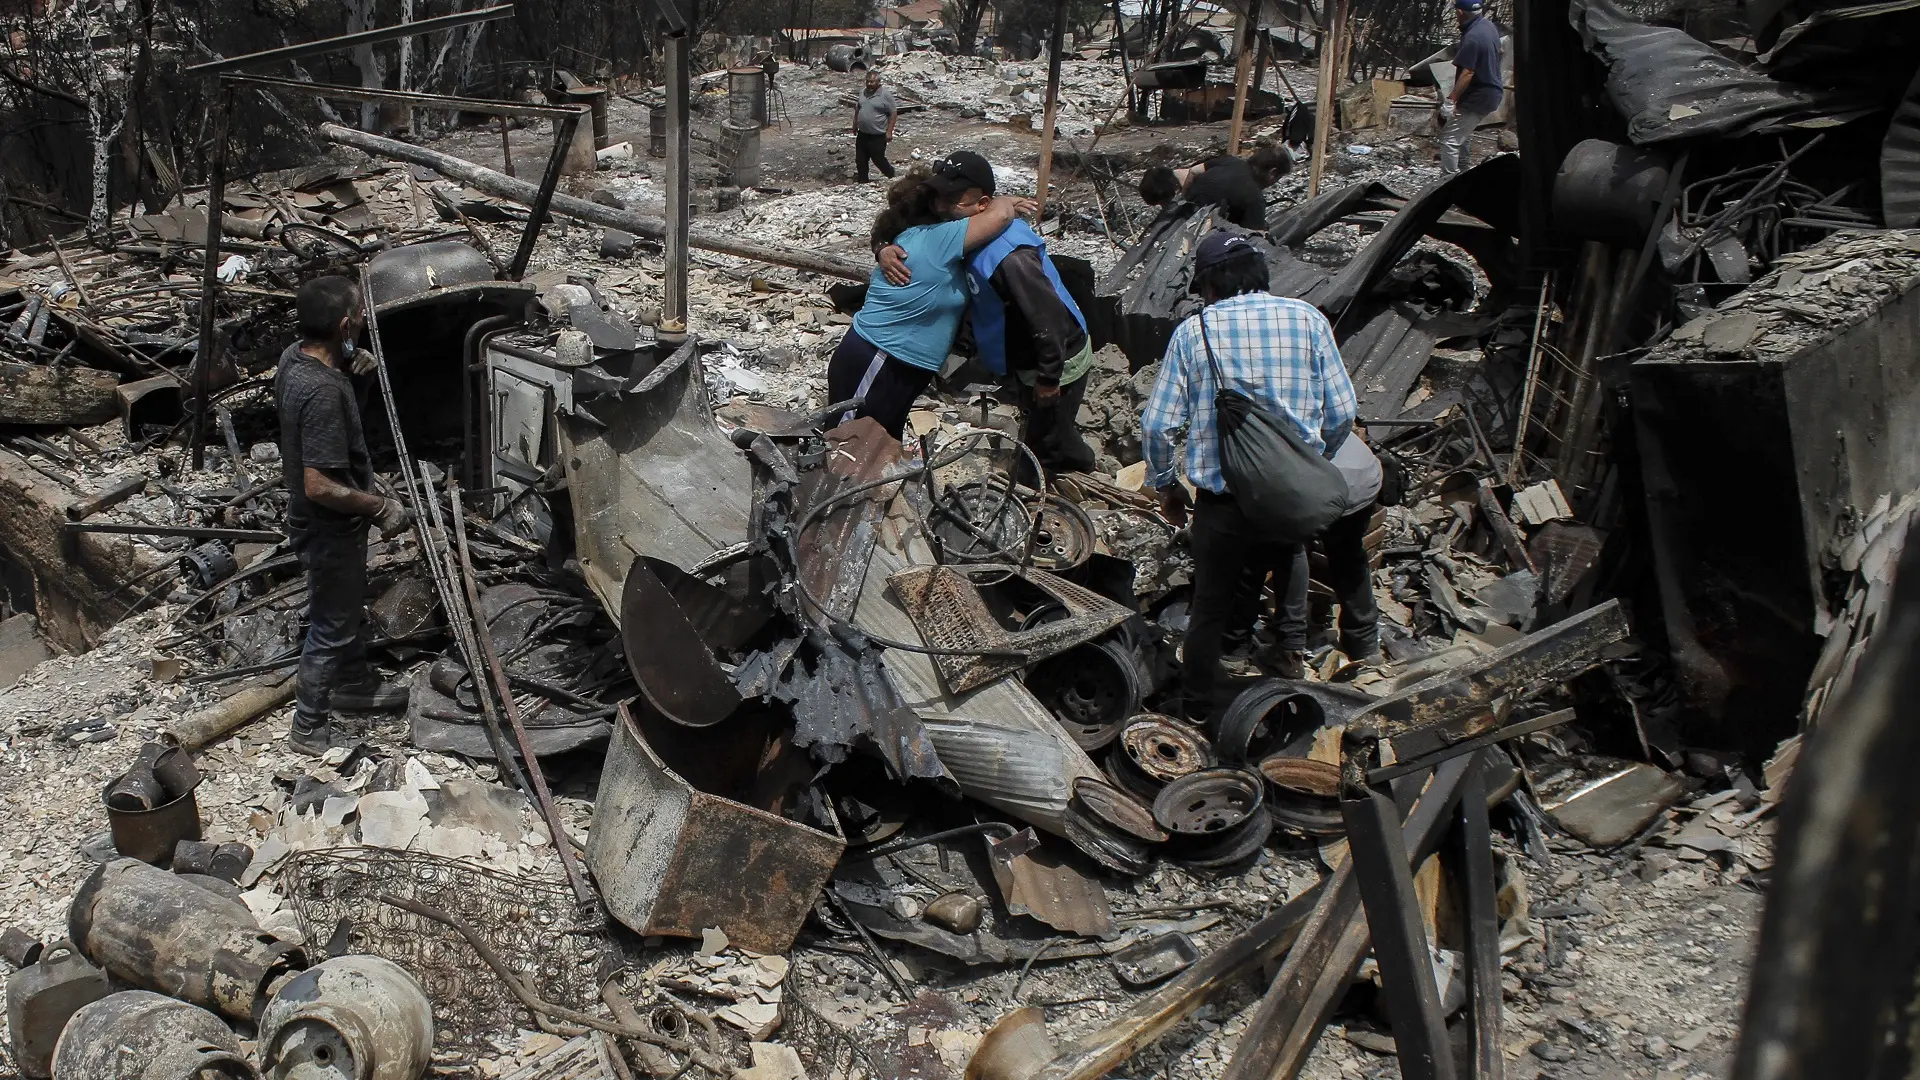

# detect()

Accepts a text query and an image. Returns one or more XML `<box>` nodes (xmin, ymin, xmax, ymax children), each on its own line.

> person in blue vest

<box><xmin>829</xmin><ymin>152</ymin><xmax>1035</xmax><ymax>439</ymax></box>
<box><xmin>876</xmin><ymin>153</ymin><xmax>1097</xmax><ymax>475</ymax></box>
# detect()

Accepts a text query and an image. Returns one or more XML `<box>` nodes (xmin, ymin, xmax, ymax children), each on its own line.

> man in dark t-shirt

<box><xmin>275</xmin><ymin>275</ymin><xmax>414</xmax><ymax>755</ymax></box>
<box><xmin>1439</xmin><ymin>0</ymin><xmax>1504</xmax><ymax>174</ymax></box>
<box><xmin>1139</xmin><ymin>146</ymin><xmax>1293</xmax><ymax>231</ymax></box>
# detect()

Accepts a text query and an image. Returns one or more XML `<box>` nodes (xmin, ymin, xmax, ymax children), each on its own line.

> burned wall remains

<box><xmin>1632</xmin><ymin>230</ymin><xmax>1920</xmax><ymax>752</ymax></box>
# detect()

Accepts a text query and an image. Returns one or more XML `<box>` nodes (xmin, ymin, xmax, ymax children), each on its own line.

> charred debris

<box><xmin>0</xmin><ymin>0</ymin><xmax>1918</xmax><ymax>1077</ymax></box>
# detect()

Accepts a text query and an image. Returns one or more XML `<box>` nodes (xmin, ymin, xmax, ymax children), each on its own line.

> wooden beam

<box><xmin>1306</xmin><ymin>0</ymin><xmax>1347</xmax><ymax>198</ymax></box>
<box><xmin>1034</xmin><ymin>0</ymin><xmax>1069</xmax><ymax>219</ymax></box>
<box><xmin>0</xmin><ymin>361</ymin><xmax>118</xmax><ymax>426</ymax></box>
<box><xmin>1227</xmin><ymin>0</ymin><xmax>1261</xmax><ymax>155</ymax></box>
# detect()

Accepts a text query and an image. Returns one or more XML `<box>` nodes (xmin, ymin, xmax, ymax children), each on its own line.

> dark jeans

<box><xmin>827</xmin><ymin>329</ymin><xmax>936</xmax><ymax>439</ymax></box>
<box><xmin>1185</xmin><ymin>491</ymin><xmax>1300</xmax><ymax>722</ymax></box>
<box><xmin>293</xmin><ymin>524</ymin><xmax>371</xmax><ymax>732</ymax></box>
<box><xmin>1272</xmin><ymin>504</ymin><xmax>1380</xmax><ymax>656</ymax></box>
<box><xmin>855</xmin><ymin>132</ymin><xmax>895</xmax><ymax>182</ymax></box>
<box><xmin>1018</xmin><ymin>374</ymin><xmax>1097</xmax><ymax>476</ymax></box>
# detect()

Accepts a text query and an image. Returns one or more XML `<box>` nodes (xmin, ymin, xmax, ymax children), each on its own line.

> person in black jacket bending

<box><xmin>1138</xmin><ymin>145</ymin><xmax>1293</xmax><ymax>231</ymax></box>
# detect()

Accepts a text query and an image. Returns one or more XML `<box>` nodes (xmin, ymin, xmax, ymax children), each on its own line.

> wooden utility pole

<box><xmin>1034</xmin><ymin>0</ymin><xmax>1068</xmax><ymax>220</ymax></box>
<box><xmin>1306</xmin><ymin>0</ymin><xmax>1346</xmax><ymax>198</ymax></box>
<box><xmin>1227</xmin><ymin>0</ymin><xmax>1262</xmax><ymax>154</ymax></box>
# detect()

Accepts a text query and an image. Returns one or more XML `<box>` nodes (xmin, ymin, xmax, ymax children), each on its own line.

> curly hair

<box><xmin>868</xmin><ymin>164</ymin><xmax>948</xmax><ymax>250</ymax></box>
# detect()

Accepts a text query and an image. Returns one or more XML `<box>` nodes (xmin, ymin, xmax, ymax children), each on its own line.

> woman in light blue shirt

<box><xmin>827</xmin><ymin>151</ymin><xmax>1034</xmax><ymax>438</ymax></box>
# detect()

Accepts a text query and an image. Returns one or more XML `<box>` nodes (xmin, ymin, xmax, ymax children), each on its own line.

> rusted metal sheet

<box><xmin>559</xmin><ymin>338</ymin><xmax>753</xmax><ymax>622</ymax></box>
<box><xmin>619</xmin><ymin>558</ymin><xmax>741</xmax><ymax>728</ymax></box>
<box><xmin>586</xmin><ymin>704</ymin><xmax>843</xmax><ymax>955</ymax></box>
<box><xmin>888</xmin><ymin>565</ymin><xmax>1134</xmax><ymax>695</ymax></box>
<box><xmin>988</xmin><ymin>828</ymin><xmax>1114</xmax><ymax>939</ymax></box>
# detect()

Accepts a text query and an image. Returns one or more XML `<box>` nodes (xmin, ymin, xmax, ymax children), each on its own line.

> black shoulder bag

<box><xmin>1195</xmin><ymin>310</ymin><xmax>1347</xmax><ymax>543</ymax></box>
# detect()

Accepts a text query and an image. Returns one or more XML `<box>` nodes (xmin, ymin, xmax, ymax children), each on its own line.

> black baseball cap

<box><xmin>928</xmin><ymin>151</ymin><xmax>996</xmax><ymax>197</ymax></box>
<box><xmin>1193</xmin><ymin>230</ymin><xmax>1263</xmax><ymax>273</ymax></box>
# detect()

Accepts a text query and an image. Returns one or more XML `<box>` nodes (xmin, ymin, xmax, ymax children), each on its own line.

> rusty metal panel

<box><xmin>619</xmin><ymin>559</ymin><xmax>741</xmax><ymax>728</ymax></box>
<box><xmin>558</xmin><ymin>340</ymin><xmax>752</xmax><ymax>621</ymax></box>
<box><xmin>797</xmin><ymin>417</ymin><xmax>905</xmax><ymax>622</ymax></box>
<box><xmin>888</xmin><ymin>565</ymin><xmax>1135</xmax><ymax>695</ymax></box>
<box><xmin>587</xmin><ymin>704</ymin><xmax>842</xmax><ymax>955</ymax></box>
<box><xmin>989</xmin><ymin>828</ymin><xmax>1114</xmax><ymax>939</ymax></box>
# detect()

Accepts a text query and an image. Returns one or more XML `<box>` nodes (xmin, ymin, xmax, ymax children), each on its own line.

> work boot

<box><xmin>1340</xmin><ymin>634</ymin><xmax>1382</xmax><ymax>665</ymax></box>
<box><xmin>286</xmin><ymin>719</ymin><xmax>334</xmax><ymax>757</ymax></box>
<box><xmin>331</xmin><ymin>672</ymin><xmax>409</xmax><ymax>711</ymax></box>
<box><xmin>1259</xmin><ymin>648</ymin><xmax>1307</xmax><ymax>680</ymax></box>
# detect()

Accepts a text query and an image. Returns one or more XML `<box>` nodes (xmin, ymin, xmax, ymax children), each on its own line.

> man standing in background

<box><xmin>1437</xmin><ymin>0</ymin><xmax>1503</xmax><ymax>174</ymax></box>
<box><xmin>854</xmin><ymin>69</ymin><xmax>899</xmax><ymax>183</ymax></box>
<box><xmin>276</xmin><ymin>276</ymin><xmax>413</xmax><ymax>755</ymax></box>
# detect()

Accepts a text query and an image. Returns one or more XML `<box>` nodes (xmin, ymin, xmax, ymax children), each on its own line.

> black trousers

<box><xmin>1018</xmin><ymin>374</ymin><xmax>1097</xmax><ymax>476</ymax></box>
<box><xmin>1185</xmin><ymin>490</ymin><xmax>1300</xmax><ymax>723</ymax></box>
<box><xmin>292</xmin><ymin>524</ymin><xmax>371</xmax><ymax>732</ymax></box>
<box><xmin>1227</xmin><ymin>503</ymin><xmax>1381</xmax><ymax>658</ymax></box>
<box><xmin>827</xmin><ymin>329</ymin><xmax>936</xmax><ymax>440</ymax></box>
<box><xmin>855</xmin><ymin>132</ymin><xmax>895</xmax><ymax>182</ymax></box>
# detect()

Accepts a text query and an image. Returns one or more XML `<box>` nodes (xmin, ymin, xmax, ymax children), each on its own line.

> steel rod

<box><xmin>447</xmin><ymin>477</ymin><xmax>595</xmax><ymax>905</ymax></box>
<box><xmin>218</xmin><ymin>71</ymin><xmax>577</xmax><ymax>119</ymax></box>
<box><xmin>185</xmin><ymin>5</ymin><xmax>515</xmax><ymax>74</ymax></box>
<box><xmin>62</xmin><ymin>523</ymin><xmax>282</xmax><ymax>542</ymax></box>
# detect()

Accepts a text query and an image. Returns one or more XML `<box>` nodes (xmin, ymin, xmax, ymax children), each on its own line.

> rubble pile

<box><xmin>8</xmin><ymin>0</ymin><xmax>1920</xmax><ymax>1074</ymax></box>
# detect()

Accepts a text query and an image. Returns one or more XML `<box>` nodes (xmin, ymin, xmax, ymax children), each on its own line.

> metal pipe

<box><xmin>447</xmin><ymin>478</ymin><xmax>594</xmax><ymax>906</ymax></box>
<box><xmin>662</xmin><ymin>31</ymin><xmax>691</xmax><ymax>338</ymax></box>
<box><xmin>462</xmin><ymin>313</ymin><xmax>520</xmax><ymax>493</ymax></box>
<box><xmin>185</xmin><ymin>4</ymin><xmax>515</xmax><ymax>74</ymax></box>
<box><xmin>190</xmin><ymin>91</ymin><xmax>232</xmax><ymax>471</ymax></box>
<box><xmin>62</xmin><ymin>522</ymin><xmax>280</xmax><ymax>542</ymax></box>
<box><xmin>507</xmin><ymin>108</ymin><xmax>583</xmax><ymax>281</ymax></box>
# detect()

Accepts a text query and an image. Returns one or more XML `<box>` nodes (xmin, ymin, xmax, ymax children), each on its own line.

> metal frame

<box><xmin>183</xmin><ymin>5</ymin><xmax>517</xmax><ymax>75</ymax></box>
<box><xmin>189</xmin><ymin>8</ymin><xmax>579</xmax><ymax>467</ymax></box>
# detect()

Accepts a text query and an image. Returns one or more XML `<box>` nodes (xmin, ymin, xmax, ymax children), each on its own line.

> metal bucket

<box><xmin>102</xmin><ymin>743</ymin><xmax>202</xmax><ymax>867</ymax></box>
<box><xmin>726</xmin><ymin>67</ymin><xmax>766</xmax><ymax>127</ymax></box>
<box><xmin>51</xmin><ymin>991</ymin><xmax>256</xmax><ymax>1080</ymax></box>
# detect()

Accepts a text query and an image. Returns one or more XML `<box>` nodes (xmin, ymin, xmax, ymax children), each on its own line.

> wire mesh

<box><xmin>278</xmin><ymin>847</ymin><xmax>613</xmax><ymax>1047</ymax></box>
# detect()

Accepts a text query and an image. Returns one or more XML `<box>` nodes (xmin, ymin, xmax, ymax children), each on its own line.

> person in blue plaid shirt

<box><xmin>1141</xmin><ymin>230</ymin><xmax>1358</xmax><ymax>719</ymax></box>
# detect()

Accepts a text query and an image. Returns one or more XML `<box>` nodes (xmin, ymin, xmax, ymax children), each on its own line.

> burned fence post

<box><xmin>189</xmin><ymin>89</ymin><xmax>232</xmax><ymax>473</ymax></box>
<box><xmin>1340</xmin><ymin>756</ymin><xmax>1458</xmax><ymax>1080</ymax></box>
<box><xmin>506</xmin><ymin>106</ymin><xmax>585</xmax><ymax>282</ymax></box>
<box><xmin>662</xmin><ymin>21</ymin><xmax>693</xmax><ymax>341</ymax></box>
